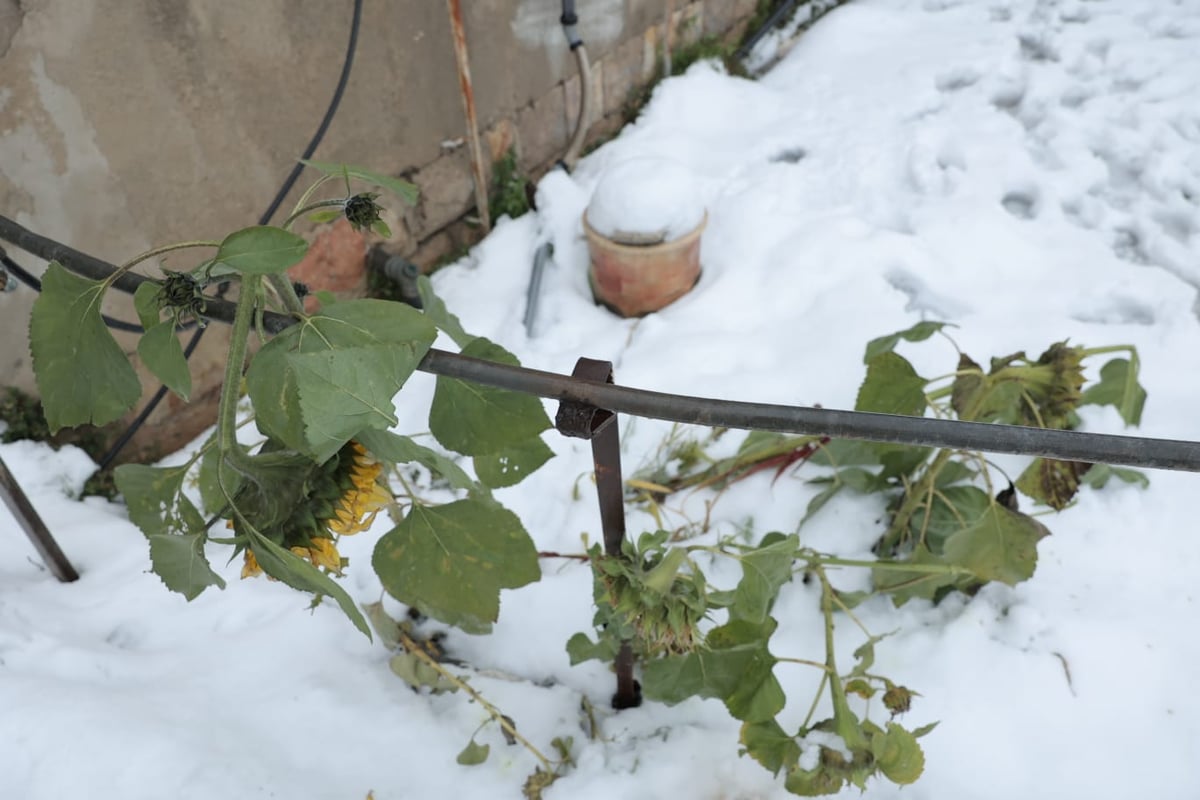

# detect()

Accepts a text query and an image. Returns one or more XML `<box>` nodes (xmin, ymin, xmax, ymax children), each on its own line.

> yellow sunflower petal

<box><xmin>241</xmin><ymin>549</ymin><xmax>263</xmax><ymax>579</ymax></box>
<box><xmin>362</xmin><ymin>483</ymin><xmax>392</xmax><ymax>511</ymax></box>
<box><xmin>310</xmin><ymin>538</ymin><xmax>342</xmax><ymax>571</ymax></box>
<box><xmin>331</xmin><ymin>517</ymin><xmax>368</xmax><ymax>536</ymax></box>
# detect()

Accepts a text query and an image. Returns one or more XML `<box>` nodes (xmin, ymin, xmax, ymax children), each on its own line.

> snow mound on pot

<box><xmin>585</xmin><ymin>157</ymin><xmax>706</xmax><ymax>245</ymax></box>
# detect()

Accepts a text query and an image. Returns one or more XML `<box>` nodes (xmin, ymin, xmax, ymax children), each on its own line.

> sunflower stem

<box><xmin>216</xmin><ymin>275</ymin><xmax>260</xmax><ymax>469</ymax></box>
<box><xmin>397</xmin><ymin>629</ymin><xmax>555</xmax><ymax>772</ymax></box>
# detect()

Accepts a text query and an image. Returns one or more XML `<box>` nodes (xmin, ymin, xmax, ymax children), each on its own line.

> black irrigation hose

<box><xmin>257</xmin><ymin>0</ymin><xmax>363</xmax><ymax>230</ymax></box>
<box><xmin>2</xmin><ymin>247</ymin><xmax>201</xmax><ymax>335</ymax></box>
<box><xmin>2</xmin><ymin>248</ymin><xmax>143</xmax><ymax>333</ymax></box>
<box><xmin>8</xmin><ymin>217</ymin><xmax>1200</xmax><ymax>474</ymax></box>
<box><xmin>0</xmin><ymin>215</ymin><xmax>287</xmax><ymax>332</ymax></box>
<box><xmin>735</xmin><ymin>0</ymin><xmax>802</xmax><ymax>61</ymax></box>
<box><xmin>96</xmin><ymin>327</ymin><xmax>209</xmax><ymax>470</ymax></box>
<box><xmin>93</xmin><ymin>0</ymin><xmax>363</xmax><ymax>469</ymax></box>
<box><xmin>735</xmin><ymin>0</ymin><xmax>851</xmax><ymax>63</ymax></box>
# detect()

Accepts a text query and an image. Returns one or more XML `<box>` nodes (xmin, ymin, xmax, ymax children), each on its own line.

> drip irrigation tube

<box><xmin>559</xmin><ymin>0</ymin><xmax>593</xmax><ymax>170</ymax></box>
<box><xmin>0</xmin><ymin>214</ymin><xmax>292</xmax><ymax>333</ymax></box>
<box><xmin>1</xmin><ymin>247</ymin><xmax>143</xmax><ymax>333</ymax></box>
<box><xmin>525</xmin><ymin>1</ymin><xmax>595</xmax><ymax>336</ymax></box>
<box><xmin>6</xmin><ymin>218</ymin><xmax>1200</xmax><ymax>475</ymax></box>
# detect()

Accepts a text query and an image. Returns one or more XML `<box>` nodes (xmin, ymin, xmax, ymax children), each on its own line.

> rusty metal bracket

<box><xmin>0</xmin><ymin>455</ymin><xmax>79</xmax><ymax>583</ymax></box>
<box><xmin>555</xmin><ymin>357</ymin><xmax>641</xmax><ymax>710</ymax></box>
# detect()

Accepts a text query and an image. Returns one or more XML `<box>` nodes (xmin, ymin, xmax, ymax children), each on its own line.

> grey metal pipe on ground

<box><xmin>523</xmin><ymin>241</ymin><xmax>553</xmax><ymax>336</ymax></box>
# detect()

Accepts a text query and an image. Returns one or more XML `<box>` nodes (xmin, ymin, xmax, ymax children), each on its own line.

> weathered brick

<box><xmin>704</xmin><ymin>0</ymin><xmax>759</xmax><ymax>43</ymax></box>
<box><xmin>516</xmin><ymin>84</ymin><xmax>569</xmax><ymax>172</ymax></box>
<box><xmin>411</xmin><ymin>230</ymin><xmax>456</xmax><ymax>272</ymax></box>
<box><xmin>288</xmin><ymin>218</ymin><xmax>368</xmax><ymax>311</ymax></box>
<box><xmin>672</xmin><ymin>2</ymin><xmax>705</xmax><ymax>48</ymax></box>
<box><xmin>412</xmin><ymin>150</ymin><xmax>476</xmax><ymax>238</ymax></box>
<box><xmin>370</xmin><ymin>206</ymin><xmax>418</xmax><ymax>258</ymax></box>
<box><xmin>484</xmin><ymin>117</ymin><xmax>518</xmax><ymax>163</ymax></box>
<box><xmin>586</xmin><ymin>112</ymin><xmax>627</xmax><ymax>149</ymax></box>
<box><xmin>643</xmin><ymin>25</ymin><xmax>661</xmax><ymax>82</ymax></box>
<box><xmin>601</xmin><ymin>34</ymin><xmax>645</xmax><ymax>117</ymax></box>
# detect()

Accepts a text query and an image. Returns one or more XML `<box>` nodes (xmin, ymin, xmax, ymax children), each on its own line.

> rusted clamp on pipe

<box><xmin>555</xmin><ymin>357</ymin><xmax>641</xmax><ymax>710</ymax></box>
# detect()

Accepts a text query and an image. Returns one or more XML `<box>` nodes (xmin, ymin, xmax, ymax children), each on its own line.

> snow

<box><xmin>5</xmin><ymin>0</ymin><xmax>1200</xmax><ymax>797</ymax></box>
<box><xmin>585</xmin><ymin>157</ymin><xmax>707</xmax><ymax>243</ymax></box>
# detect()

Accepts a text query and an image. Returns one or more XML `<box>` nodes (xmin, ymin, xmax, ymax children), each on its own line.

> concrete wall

<box><xmin>0</xmin><ymin>0</ymin><xmax>760</xmax><ymax>462</ymax></box>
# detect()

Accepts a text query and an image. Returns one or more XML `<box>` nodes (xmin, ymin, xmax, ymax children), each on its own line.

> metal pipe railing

<box><xmin>4</xmin><ymin>212</ymin><xmax>1200</xmax><ymax>473</ymax></box>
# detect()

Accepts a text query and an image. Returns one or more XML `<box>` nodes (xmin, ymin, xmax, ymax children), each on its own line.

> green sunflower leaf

<box><xmin>245</xmin><ymin>528</ymin><xmax>371</xmax><ymax>639</ymax></box>
<box><xmin>474</xmin><ymin>437</ymin><xmax>555</xmax><ymax>488</ymax></box>
<box><xmin>137</xmin><ymin>321</ymin><xmax>192</xmax><ymax>401</ymax></box>
<box><xmin>300</xmin><ymin>160</ymin><xmax>420</xmax><ymax>205</ymax></box>
<box><xmin>30</xmin><ymin>262</ymin><xmax>142</xmax><ymax>431</ymax></box>
<box><xmin>114</xmin><ymin>463</ymin><xmax>225</xmax><ymax>600</ymax></box>
<box><xmin>429</xmin><ymin>337</ymin><xmax>551</xmax><ymax>456</ymax></box>
<box><xmin>215</xmin><ymin>226</ymin><xmax>308</xmax><ymax>275</ymax></box>
<box><xmin>246</xmin><ymin>299</ymin><xmax>436</xmax><ymax>462</ymax></box>
<box><xmin>372</xmin><ymin>499</ymin><xmax>540</xmax><ymax>634</ymax></box>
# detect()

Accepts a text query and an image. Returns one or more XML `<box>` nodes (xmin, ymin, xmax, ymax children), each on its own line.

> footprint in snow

<box><xmin>1059</xmin><ymin>86</ymin><xmax>1093</xmax><ymax>109</ymax></box>
<box><xmin>1061</xmin><ymin>195</ymin><xmax>1106</xmax><ymax>230</ymax></box>
<box><xmin>922</xmin><ymin>0</ymin><xmax>966</xmax><ymax>11</ymax></box>
<box><xmin>884</xmin><ymin>268</ymin><xmax>970</xmax><ymax>319</ymax></box>
<box><xmin>1017</xmin><ymin>29</ymin><xmax>1060</xmax><ymax>63</ymax></box>
<box><xmin>905</xmin><ymin>136</ymin><xmax>967</xmax><ymax>196</ymax></box>
<box><xmin>935</xmin><ymin>67</ymin><xmax>982</xmax><ymax>92</ymax></box>
<box><xmin>1058</xmin><ymin>3</ymin><xmax>1090</xmax><ymax>25</ymax></box>
<box><xmin>1071</xmin><ymin>296</ymin><xmax>1156</xmax><ymax>327</ymax></box>
<box><xmin>987</xmin><ymin>60</ymin><xmax>1028</xmax><ymax>110</ymax></box>
<box><xmin>768</xmin><ymin>146</ymin><xmax>806</xmax><ymax>164</ymax></box>
<box><xmin>1112</xmin><ymin>227</ymin><xmax>1151</xmax><ymax>265</ymax></box>
<box><xmin>1153</xmin><ymin>209</ymin><xmax>1196</xmax><ymax>246</ymax></box>
<box><xmin>1002</xmin><ymin>186</ymin><xmax>1041</xmax><ymax>220</ymax></box>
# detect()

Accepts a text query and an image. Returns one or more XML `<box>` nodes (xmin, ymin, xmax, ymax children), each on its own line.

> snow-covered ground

<box><xmin>5</xmin><ymin>0</ymin><xmax>1200</xmax><ymax>797</ymax></box>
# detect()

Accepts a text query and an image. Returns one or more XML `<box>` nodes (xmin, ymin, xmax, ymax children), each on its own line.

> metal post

<box><xmin>0</xmin><ymin>455</ymin><xmax>79</xmax><ymax>582</ymax></box>
<box><xmin>446</xmin><ymin>0</ymin><xmax>492</xmax><ymax>233</ymax></box>
<box><xmin>555</xmin><ymin>357</ymin><xmax>642</xmax><ymax>709</ymax></box>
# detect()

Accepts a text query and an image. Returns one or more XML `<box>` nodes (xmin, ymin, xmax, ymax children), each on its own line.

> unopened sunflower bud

<box><xmin>883</xmin><ymin>684</ymin><xmax>915</xmax><ymax>716</ymax></box>
<box><xmin>343</xmin><ymin>192</ymin><xmax>384</xmax><ymax>232</ymax></box>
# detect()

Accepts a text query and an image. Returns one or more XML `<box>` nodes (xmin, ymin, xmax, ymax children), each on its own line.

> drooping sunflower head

<box><xmin>240</xmin><ymin>440</ymin><xmax>392</xmax><ymax>580</ymax></box>
<box><xmin>325</xmin><ymin>442</ymin><xmax>391</xmax><ymax>536</ymax></box>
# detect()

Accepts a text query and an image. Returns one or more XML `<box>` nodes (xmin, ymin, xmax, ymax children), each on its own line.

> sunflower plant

<box><xmin>28</xmin><ymin>162</ymin><xmax>554</xmax><ymax>638</ymax></box>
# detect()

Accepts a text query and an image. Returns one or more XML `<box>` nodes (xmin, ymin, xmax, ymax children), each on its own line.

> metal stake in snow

<box><xmin>0</xmin><ymin>455</ymin><xmax>79</xmax><ymax>583</ymax></box>
<box><xmin>554</xmin><ymin>357</ymin><xmax>642</xmax><ymax>710</ymax></box>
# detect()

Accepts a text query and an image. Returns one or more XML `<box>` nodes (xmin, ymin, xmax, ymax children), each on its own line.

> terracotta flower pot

<box><xmin>583</xmin><ymin>211</ymin><xmax>706</xmax><ymax>317</ymax></box>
